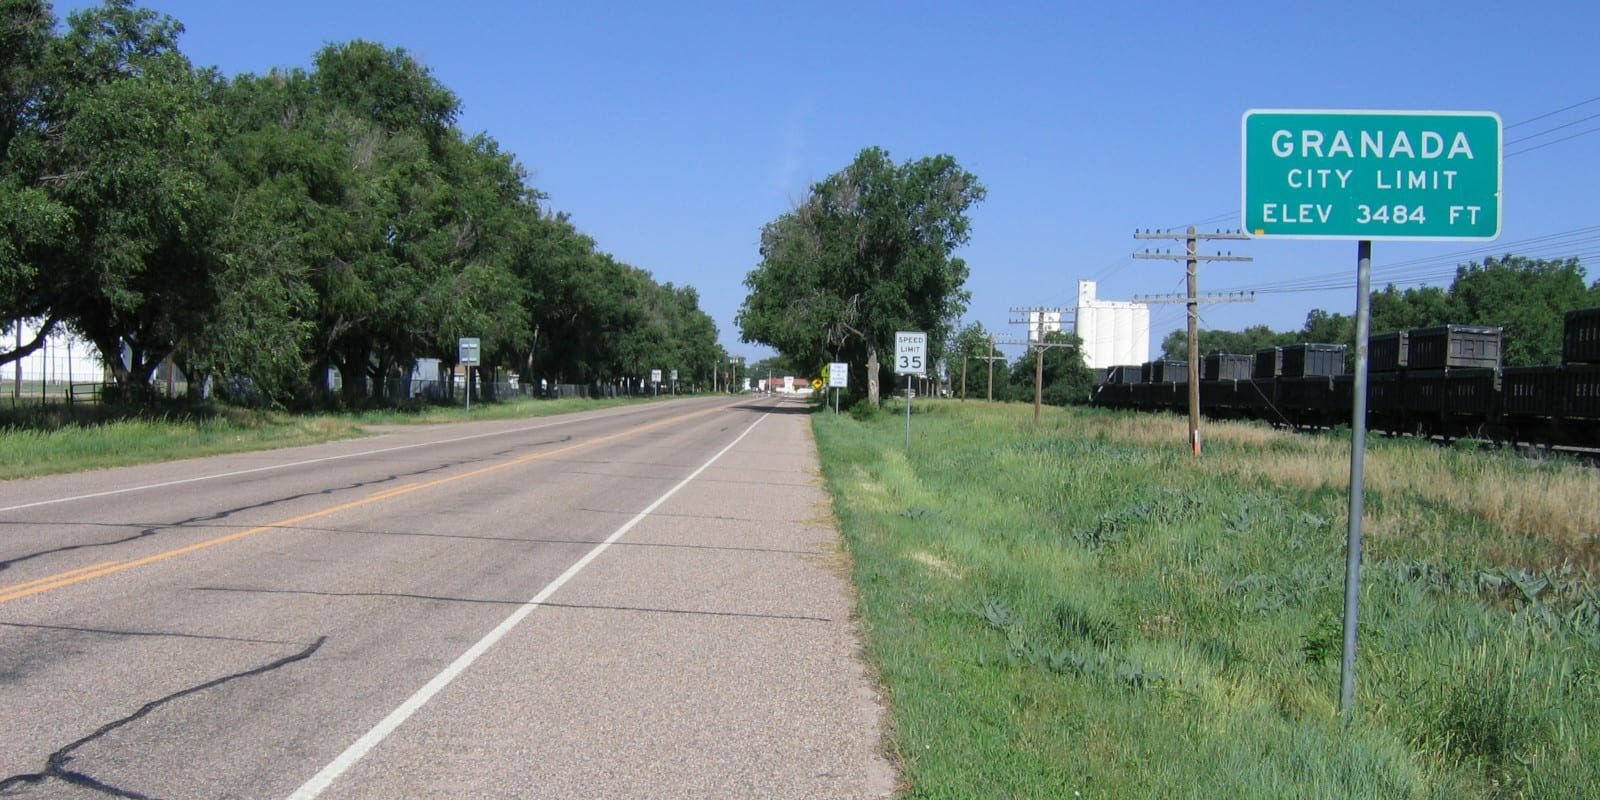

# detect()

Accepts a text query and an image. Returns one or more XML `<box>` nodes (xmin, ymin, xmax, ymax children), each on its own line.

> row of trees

<box><xmin>1163</xmin><ymin>256</ymin><xmax>1600</xmax><ymax>367</ymax></box>
<box><xmin>2</xmin><ymin>0</ymin><xmax>724</xmax><ymax>406</ymax></box>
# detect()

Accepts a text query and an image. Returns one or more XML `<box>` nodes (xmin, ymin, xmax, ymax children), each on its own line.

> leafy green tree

<box><xmin>1369</xmin><ymin>284</ymin><xmax>1456</xmax><ymax>334</ymax></box>
<box><xmin>1450</xmin><ymin>255</ymin><xmax>1595</xmax><ymax>366</ymax></box>
<box><xmin>1161</xmin><ymin>324</ymin><xmax>1296</xmax><ymax>360</ymax></box>
<box><xmin>738</xmin><ymin>212</ymin><xmax>832</xmax><ymax>372</ymax></box>
<box><xmin>3</xmin><ymin>6</ymin><xmax>728</xmax><ymax>410</ymax></box>
<box><xmin>177</xmin><ymin>69</ymin><xmax>335</xmax><ymax>403</ymax></box>
<box><xmin>1004</xmin><ymin>331</ymin><xmax>1093</xmax><ymax>406</ymax></box>
<box><xmin>421</xmin><ymin>133</ymin><xmax>536</xmax><ymax>402</ymax></box>
<box><xmin>1039</xmin><ymin>331</ymin><xmax>1095</xmax><ymax>405</ymax></box>
<box><xmin>1299</xmin><ymin>309</ymin><xmax>1354</xmax><ymax>346</ymax></box>
<box><xmin>296</xmin><ymin>39</ymin><xmax>522</xmax><ymax>405</ymax></box>
<box><xmin>739</xmin><ymin>147</ymin><xmax>984</xmax><ymax>406</ymax></box>
<box><xmin>35</xmin><ymin>0</ymin><xmax>213</xmax><ymax>388</ymax></box>
<box><xmin>517</xmin><ymin>212</ymin><xmax>606</xmax><ymax>385</ymax></box>
<box><xmin>0</xmin><ymin>0</ymin><xmax>67</xmax><ymax>367</ymax></box>
<box><xmin>1297</xmin><ymin>255</ymin><xmax>1596</xmax><ymax>367</ymax></box>
<box><xmin>947</xmin><ymin>320</ymin><xmax>997</xmax><ymax>399</ymax></box>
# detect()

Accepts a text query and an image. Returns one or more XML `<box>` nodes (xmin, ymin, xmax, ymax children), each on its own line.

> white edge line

<box><xmin>286</xmin><ymin>409</ymin><xmax>771</xmax><ymax>800</ymax></box>
<box><xmin>0</xmin><ymin>400</ymin><xmax>722</xmax><ymax>514</ymax></box>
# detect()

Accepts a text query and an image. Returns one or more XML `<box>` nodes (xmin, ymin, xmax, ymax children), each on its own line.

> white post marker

<box><xmin>828</xmin><ymin>361</ymin><xmax>848</xmax><ymax>415</ymax></box>
<box><xmin>894</xmin><ymin>332</ymin><xmax>927</xmax><ymax>450</ymax></box>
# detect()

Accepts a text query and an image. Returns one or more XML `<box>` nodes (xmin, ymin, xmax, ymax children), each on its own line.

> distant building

<box><xmin>1074</xmin><ymin>280</ymin><xmax>1150</xmax><ymax>369</ymax></box>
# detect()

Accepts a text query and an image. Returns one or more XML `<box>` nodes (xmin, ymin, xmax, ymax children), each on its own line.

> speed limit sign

<box><xmin>894</xmin><ymin>331</ymin><xmax>927</xmax><ymax>376</ymax></box>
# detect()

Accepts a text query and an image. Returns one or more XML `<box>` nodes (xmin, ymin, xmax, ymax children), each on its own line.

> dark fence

<box><xmin>1</xmin><ymin>381</ymin><xmax>112</xmax><ymax>408</ymax></box>
<box><xmin>2</xmin><ymin>375</ymin><xmax>681</xmax><ymax>411</ymax></box>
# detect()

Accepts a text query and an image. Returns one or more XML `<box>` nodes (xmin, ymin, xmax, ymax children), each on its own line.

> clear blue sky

<box><xmin>57</xmin><ymin>0</ymin><xmax>1600</xmax><ymax>362</ymax></box>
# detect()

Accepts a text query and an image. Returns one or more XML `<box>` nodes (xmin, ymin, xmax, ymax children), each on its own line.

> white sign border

<box><xmin>827</xmin><ymin>361</ymin><xmax>849</xmax><ymax>388</ymax></box>
<box><xmin>894</xmin><ymin>331</ymin><xmax>928</xmax><ymax>377</ymax></box>
<box><xmin>1240</xmin><ymin>108</ymin><xmax>1503</xmax><ymax>243</ymax></box>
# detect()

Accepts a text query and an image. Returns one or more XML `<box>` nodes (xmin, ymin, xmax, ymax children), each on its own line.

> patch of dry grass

<box><xmin>1086</xmin><ymin>413</ymin><xmax>1600</xmax><ymax>571</ymax></box>
<box><xmin>908</xmin><ymin>550</ymin><xmax>963</xmax><ymax>580</ymax></box>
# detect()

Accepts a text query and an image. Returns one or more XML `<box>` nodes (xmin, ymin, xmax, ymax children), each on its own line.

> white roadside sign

<box><xmin>457</xmin><ymin>337</ymin><xmax>480</xmax><ymax>366</ymax></box>
<box><xmin>828</xmin><ymin>362</ymin><xmax>849</xmax><ymax>388</ymax></box>
<box><xmin>894</xmin><ymin>332</ymin><xmax>927</xmax><ymax>376</ymax></box>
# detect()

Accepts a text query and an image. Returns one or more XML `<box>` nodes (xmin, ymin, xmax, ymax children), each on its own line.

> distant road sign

<box><xmin>811</xmin><ymin>378</ymin><xmax>822</xmax><ymax>390</ymax></box>
<box><xmin>650</xmin><ymin>369</ymin><xmax>662</xmax><ymax>383</ymax></box>
<box><xmin>828</xmin><ymin>362</ymin><xmax>848</xmax><ymax>388</ymax></box>
<box><xmin>1242</xmin><ymin>109</ymin><xmax>1501</xmax><ymax>241</ymax></box>
<box><xmin>670</xmin><ymin>369</ymin><xmax>678</xmax><ymax>382</ymax></box>
<box><xmin>457</xmin><ymin>337</ymin><xmax>480</xmax><ymax>366</ymax></box>
<box><xmin>894</xmin><ymin>332</ymin><xmax>927</xmax><ymax>376</ymax></box>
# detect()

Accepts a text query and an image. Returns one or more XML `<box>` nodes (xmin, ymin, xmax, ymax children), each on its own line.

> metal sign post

<box><xmin>458</xmin><ymin>337</ymin><xmax>480</xmax><ymax>412</ymax></box>
<box><xmin>904</xmin><ymin>374</ymin><xmax>912</xmax><ymax>448</ymax></box>
<box><xmin>1243</xmin><ymin>109</ymin><xmax>1502</xmax><ymax>716</ymax></box>
<box><xmin>1341</xmin><ymin>240</ymin><xmax>1373</xmax><ymax>713</ymax></box>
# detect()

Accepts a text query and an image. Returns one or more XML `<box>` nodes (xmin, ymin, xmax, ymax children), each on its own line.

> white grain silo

<box><xmin>1074</xmin><ymin>280</ymin><xmax>1150</xmax><ymax>369</ymax></box>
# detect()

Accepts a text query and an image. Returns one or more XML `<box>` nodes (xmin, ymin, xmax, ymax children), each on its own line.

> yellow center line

<box><xmin>1</xmin><ymin>561</ymin><xmax>122</xmax><ymax>594</ymax></box>
<box><xmin>0</xmin><ymin>401</ymin><xmax>738</xmax><ymax>605</ymax></box>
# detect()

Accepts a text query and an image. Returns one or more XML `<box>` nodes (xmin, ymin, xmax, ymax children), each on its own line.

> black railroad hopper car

<box><xmin>1203</xmin><ymin>353</ymin><xmax>1253</xmax><ymax>381</ymax></box>
<box><xmin>1565</xmin><ymin>306</ymin><xmax>1600</xmax><ymax>363</ymax></box>
<box><xmin>1407</xmin><ymin>325</ymin><xmax>1502</xmax><ymax>370</ymax></box>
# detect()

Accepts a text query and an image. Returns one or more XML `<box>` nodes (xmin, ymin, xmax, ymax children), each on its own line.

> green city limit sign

<box><xmin>1242</xmin><ymin>109</ymin><xmax>1501</xmax><ymax>241</ymax></box>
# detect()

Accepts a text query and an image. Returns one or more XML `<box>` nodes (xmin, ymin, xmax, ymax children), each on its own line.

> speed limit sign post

<box><xmin>894</xmin><ymin>332</ymin><xmax>927</xmax><ymax>450</ymax></box>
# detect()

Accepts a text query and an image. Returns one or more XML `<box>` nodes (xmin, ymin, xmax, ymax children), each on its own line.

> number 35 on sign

<box><xmin>894</xmin><ymin>331</ymin><xmax>927</xmax><ymax>376</ymax></box>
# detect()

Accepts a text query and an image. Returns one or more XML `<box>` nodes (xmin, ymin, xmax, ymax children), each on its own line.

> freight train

<box><xmin>1089</xmin><ymin>306</ymin><xmax>1600</xmax><ymax>448</ymax></box>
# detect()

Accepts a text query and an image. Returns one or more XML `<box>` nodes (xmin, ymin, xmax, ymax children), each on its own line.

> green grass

<box><xmin>0</xmin><ymin>394</ymin><xmax>660</xmax><ymax>481</ymax></box>
<box><xmin>344</xmin><ymin>394</ymin><xmax>653</xmax><ymax>425</ymax></box>
<box><xmin>0</xmin><ymin>409</ymin><xmax>367</xmax><ymax>480</ymax></box>
<box><xmin>814</xmin><ymin>399</ymin><xmax>1600</xmax><ymax>799</ymax></box>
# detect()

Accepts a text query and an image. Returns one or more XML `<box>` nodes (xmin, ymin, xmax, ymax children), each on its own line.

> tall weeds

<box><xmin>814</xmin><ymin>401</ymin><xmax>1599</xmax><ymax>798</ymax></box>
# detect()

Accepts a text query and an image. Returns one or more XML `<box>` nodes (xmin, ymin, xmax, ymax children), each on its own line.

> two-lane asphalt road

<box><xmin>0</xmin><ymin>397</ymin><xmax>894</xmax><ymax>798</ymax></box>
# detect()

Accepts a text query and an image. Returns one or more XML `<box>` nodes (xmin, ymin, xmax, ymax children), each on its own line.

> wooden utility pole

<box><xmin>986</xmin><ymin>334</ymin><xmax>997</xmax><ymax>401</ymax></box>
<box><xmin>1034</xmin><ymin>345</ymin><xmax>1044</xmax><ymax>422</ymax></box>
<box><xmin>970</xmin><ymin>337</ymin><xmax>1010</xmax><ymax>402</ymax></box>
<box><xmin>1133</xmin><ymin>227</ymin><xmax>1253</xmax><ymax>455</ymax></box>
<box><xmin>1007</xmin><ymin>306</ymin><xmax>1077</xmax><ymax>423</ymax></box>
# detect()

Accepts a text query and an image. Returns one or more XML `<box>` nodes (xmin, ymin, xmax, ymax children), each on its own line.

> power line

<box><xmin>1505</xmin><ymin>110</ymin><xmax>1600</xmax><ymax>146</ymax></box>
<box><xmin>1507</xmin><ymin>124</ymin><xmax>1600</xmax><ymax>157</ymax></box>
<box><xmin>1212</xmin><ymin>224</ymin><xmax>1600</xmax><ymax>296</ymax></box>
<box><xmin>1505</xmin><ymin>93</ymin><xmax>1600</xmax><ymax>129</ymax></box>
<box><xmin>1041</xmin><ymin>254</ymin><xmax>1133</xmax><ymax>309</ymax></box>
<box><xmin>1166</xmin><ymin>209</ymin><xmax>1237</xmax><ymax>232</ymax></box>
<box><xmin>1147</xmin><ymin>95</ymin><xmax>1600</xmax><ymax>309</ymax></box>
